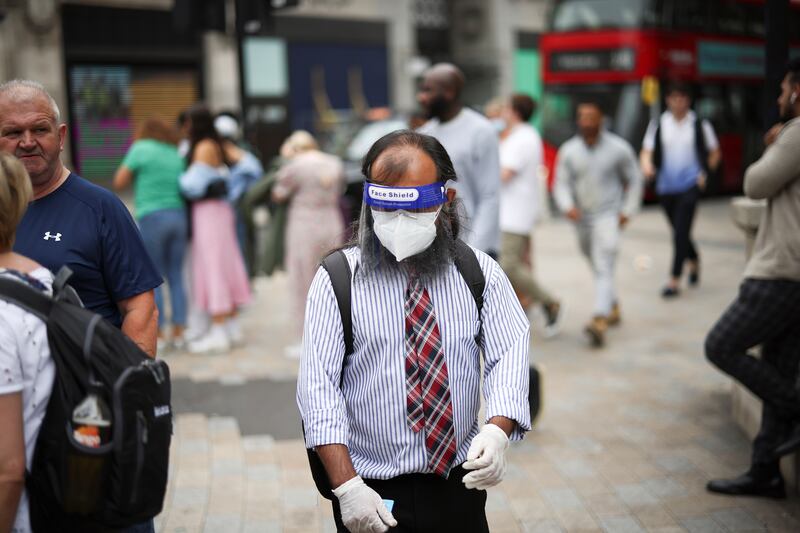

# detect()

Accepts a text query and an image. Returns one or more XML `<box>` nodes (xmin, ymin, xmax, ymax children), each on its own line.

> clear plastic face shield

<box><xmin>364</xmin><ymin>181</ymin><xmax>455</xmax><ymax>261</ymax></box>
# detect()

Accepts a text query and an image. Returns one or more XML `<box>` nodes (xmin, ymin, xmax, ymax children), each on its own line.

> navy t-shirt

<box><xmin>14</xmin><ymin>173</ymin><xmax>162</xmax><ymax>327</ymax></box>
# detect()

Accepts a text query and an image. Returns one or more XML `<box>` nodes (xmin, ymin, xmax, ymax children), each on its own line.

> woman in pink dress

<box><xmin>272</xmin><ymin>131</ymin><xmax>345</xmax><ymax>357</ymax></box>
<box><xmin>179</xmin><ymin>105</ymin><xmax>251</xmax><ymax>354</ymax></box>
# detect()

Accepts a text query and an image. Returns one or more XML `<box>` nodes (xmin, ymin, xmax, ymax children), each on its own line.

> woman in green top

<box><xmin>114</xmin><ymin>117</ymin><xmax>188</xmax><ymax>351</ymax></box>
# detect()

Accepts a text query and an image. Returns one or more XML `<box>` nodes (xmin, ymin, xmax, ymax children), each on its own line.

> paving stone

<box><xmin>641</xmin><ymin>478</ymin><xmax>687</xmax><ymax>500</ymax></box>
<box><xmin>709</xmin><ymin>508</ymin><xmax>766</xmax><ymax>531</ymax></box>
<box><xmin>282</xmin><ymin>487</ymin><xmax>319</xmax><ymax>510</ymax></box>
<box><xmin>171</xmin><ymin>487</ymin><xmax>209</xmax><ymax>510</ymax></box>
<box><xmin>202</xmin><ymin>514</ymin><xmax>241</xmax><ymax>533</ymax></box>
<box><xmin>679</xmin><ymin>516</ymin><xmax>726</xmax><ymax>533</ymax></box>
<box><xmin>614</xmin><ymin>484</ymin><xmax>660</xmax><ymax>509</ymax></box>
<box><xmin>599</xmin><ymin>516</ymin><xmax>646</xmax><ymax>533</ymax></box>
<box><xmin>242</xmin><ymin>522</ymin><xmax>281</xmax><ymax>533</ymax></box>
<box><xmin>541</xmin><ymin>487</ymin><xmax>584</xmax><ymax>511</ymax></box>
<box><xmin>522</xmin><ymin>518</ymin><xmax>565</xmax><ymax>533</ymax></box>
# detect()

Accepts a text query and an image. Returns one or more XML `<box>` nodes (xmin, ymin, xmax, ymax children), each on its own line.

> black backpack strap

<box><xmin>652</xmin><ymin>120</ymin><xmax>662</xmax><ymax>172</ymax></box>
<box><xmin>52</xmin><ymin>266</ymin><xmax>83</xmax><ymax>307</ymax></box>
<box><xmin>453</xmin><ymin>240</ymin><xmax>485</xmax><ymax>316</ymax></box>
<box><xmin>321</xmin><ymin>250</ymin><xmax>353</xmax><ymax>357</ymax></box>
<box><xmin>0</xmin><ymin>277</ymin><xmax>52</xmax><ymax>322</ymax></box>
<box><xmin>695</xmin><ymin>118</ymin><xmax>710</xmax><ymax>174</ymax></box>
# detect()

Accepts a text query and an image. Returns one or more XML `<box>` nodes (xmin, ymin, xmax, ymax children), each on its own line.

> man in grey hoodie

<box><xmin>705</xmin><ymin>58</ymin><xmax>800</xmax><ymax>499</ymax></box>
<box><xmin>554</xmin><ymin>101</ymin><xmax>643</xmax><ymax>348</ymax></box>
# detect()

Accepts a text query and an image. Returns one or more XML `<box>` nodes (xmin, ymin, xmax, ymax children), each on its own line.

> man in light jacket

<box><xmin>705</xmin><ymin>58</ymin><xmax>800</xmax><ymax>499</ymax></box>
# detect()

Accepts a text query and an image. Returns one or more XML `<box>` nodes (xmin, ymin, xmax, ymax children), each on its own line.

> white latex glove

<box><xmin>332</xmin><ymin>475</ymin><xmax>397</xmax><ymax>533</ymax></box>
<box><xmin>462</xmin><ymin>423</ymin><xmax>509</xmax><ymax>490</ymax></box>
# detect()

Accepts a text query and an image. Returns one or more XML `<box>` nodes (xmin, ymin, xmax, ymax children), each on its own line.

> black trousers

<box><xmin>659</xmin><ymin>186</ymin><xmax>699</xmax><ymax>278</ymax></box>
<box><xmin>705</xmin><ymin>278</ymin><xmax>800</xmax><ymax>466</ymax></box>
<box><xmin>331</xmin><ymin>466</ymin><xmax>489</xmax><ymax>533</ymax></box>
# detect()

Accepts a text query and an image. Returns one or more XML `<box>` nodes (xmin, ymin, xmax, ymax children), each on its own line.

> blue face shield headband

<box><xmin>363</xmin><ymin>181</ymin><xmax>448</xmax><ymax>210</ymax></box>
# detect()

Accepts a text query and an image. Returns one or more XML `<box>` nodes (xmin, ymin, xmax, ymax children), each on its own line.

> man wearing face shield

<box><xmin>297</xmin><ymin>130</ymin><xmax>531</xmax><ymax>532</ymax></box>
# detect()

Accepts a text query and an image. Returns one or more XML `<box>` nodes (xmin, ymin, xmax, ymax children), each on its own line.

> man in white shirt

<box><xmin>498</xmin><ymin>94</ymin><xmax>563</xmax><ymax>336</ymax></box>
<box><xmin>417</xmin><ymin>63</ymin><xmax>501</xmax><ymax>256</ymax></box>
<box><xmin>640</xmin><ymin>82</ymin><xmax>721</xmax><ymax>297</ymax></box>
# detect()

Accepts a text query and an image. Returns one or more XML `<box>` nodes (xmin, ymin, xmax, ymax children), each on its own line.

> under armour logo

<box><xmin>43</xmin><ymin>232</ymin><xmax>61</xmax><ymax>242</ymax></box>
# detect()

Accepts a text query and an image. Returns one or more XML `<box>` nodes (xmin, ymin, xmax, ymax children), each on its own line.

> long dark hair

<box><xmin>186</xmin><ymin>103</ymin><xmax>231</xmax><ymax>166</ymax></box>
<box><xmin>348</xmin><ymin>130</ymin><xmax>464</xmax><ymax>277</ymax></box>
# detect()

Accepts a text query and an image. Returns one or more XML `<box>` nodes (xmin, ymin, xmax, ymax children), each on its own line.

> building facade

<box><xmin>0</xmin><ymin>0</ymin><xmax>550</xmax><ymax>179</ymax></box>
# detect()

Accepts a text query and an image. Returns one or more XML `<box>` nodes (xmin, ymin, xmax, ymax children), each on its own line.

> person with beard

<box><xmin>704</xmin><ymin>58</ymin><xmax>800</xmax><ymax>499</ymax></box>
<box><xmin>297</xmin><ymin>130</ymin><xmax>530</xmax><ymax>532</ymax></box>
<box><xmin>553</xmin><ymin>101</ymin><xmax>642</xmax><ymax>348</ymax></box>
<box><xmin>417</xmin><ymin>63</ymin><xmax>501</xmax><ymax>256</ymax></box>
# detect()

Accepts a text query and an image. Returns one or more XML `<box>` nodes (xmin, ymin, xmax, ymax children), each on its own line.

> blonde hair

<box><xmin>0</xmin><ymin>153</ymin><xmax>33</xmax><ymax>252</ymax></box>
<box><xmin>280</xmin><ymin>130</ymin><xmax>318</xmax><ymax>158</ymax></box>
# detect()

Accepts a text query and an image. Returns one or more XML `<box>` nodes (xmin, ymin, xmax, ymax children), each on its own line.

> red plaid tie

<box><xmin>404</xmin><ymin>275</ymin><xmax>457</xmax><ymax>477</ymax></box>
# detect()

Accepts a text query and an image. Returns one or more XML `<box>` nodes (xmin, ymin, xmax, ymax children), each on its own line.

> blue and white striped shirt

<box><xmin>296</xmin><ymin>246</ymin><xmax>531</xmax><ymax>480</ymax></box>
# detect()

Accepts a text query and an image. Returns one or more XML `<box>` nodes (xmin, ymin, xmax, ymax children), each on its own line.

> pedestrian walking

<box><xmin>417</xmin><ymin>63</ymin><xmax>501</xmax><ymax>256</ymax></box>
<box><xmin>297</xmin><ymin>130</ymin><xmax>530</xmax><ymax>532</ymax></box>
<box><xmin>0</xmin><ymin>80</ymin><xmax>161</xmax><ymax>533</ymax></box>
<box><xmin>640</xmin><ymin>82</ymin><xmax>721</xmax><ymax>297</ymax></box>
<box><xmin>114</xmin><ymin>117</ymin><xmax>188</xmax><ymax>352</ymax></box>
<box><xmin>0</xmin><ymin>152</ymin><xmax>55</xmax><ymax>533</ymax></box>
<box><xmin>272</xmin><ymin>130</ymin><xmax>345</xmax><ymax>359</ymax></box>
<box><xmin>554</xmin><ymin>101</ymin><xmax>643</xmax><ymax>348</ymax></box>
<box><xmin>215</xmin><ymin>113</ymin><xmax>264</xmax><ymax>276</ymax></box>
<box><xmin>704</xmin><ymin>59</ymin><xmax>800</xmax><ymax>499</ymax></box>
<box><xmin>498</xmin><ymin>93</ymin><xmax>563</xmax><ymax>336</ymax></box>
<box><xmin>179</xmin><ymin>104</ymin><xmax>251</xmax><ymax>354</ymax></box>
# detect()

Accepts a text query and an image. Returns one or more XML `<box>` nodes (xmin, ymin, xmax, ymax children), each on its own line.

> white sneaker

<box><xmin>156</xmin><ymin>337</ymin><xmax>170</xmax><ymax>355</ymax></box>
<box><xmin>542</xmin><ymin>301</ymin><xmax>566</xmax><ymax>339</ymax></box>
<box><xmin>284</xmin><ymin>343</ymin><xmax>303</xmax><ymax>359</ymax></box>
<box><xmin>188</xmin><ymin>325</ymin><xmax>231</xmax><ymax>355</ymax></box>
<box><xmin>171</xmin><ymin>336</ymin><xmax>187</xmax><ymax>352</ymax></box>
<box><xmin>226</xmin><ymin>317</ymin><xmax>245</xmax><ymax>347</ymax></box>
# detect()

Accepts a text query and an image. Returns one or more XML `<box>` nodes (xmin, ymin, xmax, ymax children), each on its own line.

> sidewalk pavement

<box><xmin>156</xmin><ymin>200</ymin><xmax>800</xmax><ymax>532</ymax></box>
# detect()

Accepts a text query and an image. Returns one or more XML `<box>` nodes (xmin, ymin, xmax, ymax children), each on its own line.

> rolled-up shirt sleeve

<box><xmin>479</xmin><ymin>260</ymin><xmax>531</xmax><ymax>440</ymax></box>
<box><xmin>296</xmin><ymin>266</ymin><xmax>350</xmax><ymax>449</ymax></box>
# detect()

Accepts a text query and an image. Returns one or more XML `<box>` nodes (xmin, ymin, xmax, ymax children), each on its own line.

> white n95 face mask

<box><xmin>371</xmin><ymin>208</ymin><xmax>441</xmax><ymax>262</ymax></box>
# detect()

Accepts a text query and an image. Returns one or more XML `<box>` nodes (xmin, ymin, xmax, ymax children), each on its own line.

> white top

<box><xmin>499</xmin><ymin>123</ymin><xmax>544</xmax><ymax>235</ymax></box>
<box><xmin>0</xmin><ymin>268</ymin><xmax>55</xmax><ymax>533</ymax></box>
<box><xmin>418</xmin><ymin>108</ymin><xmax>501</xmax><ymax>253</ymax></box>
<box><xmin>642</xmin><ymin>111</ymin><xmax>719</xmax><ymax>194</ymax></box>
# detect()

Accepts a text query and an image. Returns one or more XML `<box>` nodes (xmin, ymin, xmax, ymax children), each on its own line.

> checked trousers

<box><xmin>705</xmin><ymin>278</ymin><xmax>800</xmax><ymax>466</ymax></box>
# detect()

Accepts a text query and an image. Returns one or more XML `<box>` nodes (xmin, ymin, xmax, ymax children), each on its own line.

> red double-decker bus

<box><xmin>539</xmin><ymin>0</ymin><xmax>800</xmax><ymax>194</ymax></box>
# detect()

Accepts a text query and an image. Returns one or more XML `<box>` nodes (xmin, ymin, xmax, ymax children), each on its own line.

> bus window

<box><xmin>716</xmin><ymin>1</ymin><xmax>748</xmax><ymax>36</ymax></box>
<box><xmin>550</xmin><ymin>0</ymin><xmax>654</xmax><ymax>31</ymax></box>
<box><xmin>671</xmin><ymin>0</ymin><xmax>712</xmax><ymax>32</ymax></box>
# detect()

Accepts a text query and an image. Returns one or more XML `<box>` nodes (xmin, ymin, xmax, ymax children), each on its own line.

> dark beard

<box><xmin>357</xmin><ymin>206</ymin><xmax>459</xmax><ymax>282</ymax></box>
<box><xmin>425</xmin><ymin>96</ymin><xmax>449</xmax><ymax>121</ymax></box>
<box><xmin>779</xmin><ymin>107</ymin><xmax>796</xmax><ymax>123</ymax></box>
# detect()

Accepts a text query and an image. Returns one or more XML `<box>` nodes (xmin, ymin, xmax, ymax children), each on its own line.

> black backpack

<box><xmin>0</xmin><ymin>268</ymin><xmax>172</xmax><ymax>532</ymax></box>
<box><xmin>304</xmin><ymin>240</ymin><xmax>546</xmax><ymax>499</ymax></box>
